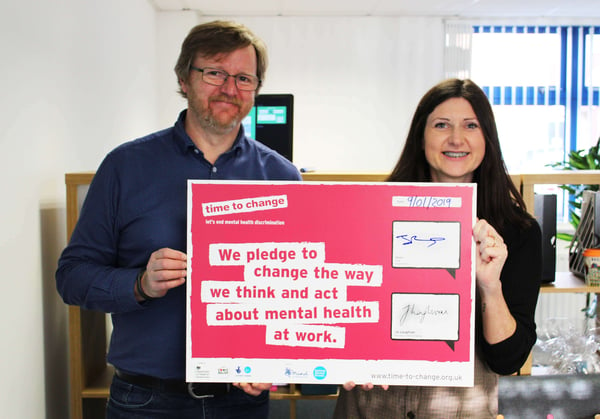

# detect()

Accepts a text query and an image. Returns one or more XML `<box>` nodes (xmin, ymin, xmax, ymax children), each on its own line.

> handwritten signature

<box><xmin>396</xmin><ymin>234</ymin><xmax>446</xmax><ymax>247</ymax></box>
<box><xmin>398</xmin><ymin>303</ymin><xmax>449</xmax><ymax>325</ymax></box>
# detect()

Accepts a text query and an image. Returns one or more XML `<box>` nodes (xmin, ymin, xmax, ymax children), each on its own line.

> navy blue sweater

<box><xmin>56</xmin><ymin>110</ymin><xmax>301</xmax><ymax>379</ymax></box>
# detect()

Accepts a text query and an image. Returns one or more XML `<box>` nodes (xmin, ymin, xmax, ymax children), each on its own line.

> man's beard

<box><xmin>195</xmin><ymin>94</ymin><xmax>249</xmax><ymax>136</ymax></box>
<box><xmin>201</xmin><ymin>113</ymin><xmax>241</xmax><ymax>135</ymax></box>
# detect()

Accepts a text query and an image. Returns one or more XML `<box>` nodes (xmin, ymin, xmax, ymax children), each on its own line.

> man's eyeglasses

<box><xmin>189</xmin><ymin>66</ymin><xmax>261</xmax><ymax>91</ymax></box>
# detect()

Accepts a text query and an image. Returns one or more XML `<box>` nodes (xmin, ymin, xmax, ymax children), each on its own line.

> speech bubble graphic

<box><xmin>391</xmin><ymin>221</ymin><xmax>460</xmax><ymax>278</ymax></box>
<box><xmin>390</xmin><ymin>293</ymin><xmax>460</xmax><ymax>350</ymax></box>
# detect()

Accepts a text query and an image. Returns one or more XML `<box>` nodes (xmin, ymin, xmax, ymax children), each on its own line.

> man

<box><xmin>56</xmin><ymin>20</ymin><xmax>301</xmax><ymax>418</ymax></box>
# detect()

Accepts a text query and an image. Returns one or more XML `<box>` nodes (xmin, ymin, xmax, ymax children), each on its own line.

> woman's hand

<box><xmin>342</xmin><ymin>381</ymin><xmax>389</xmax><ymax>391</ymax></box>
<box><xmin>472</xmin><ymin>219</ymin><xmax>507</xmax><ymax>292</ymax></box>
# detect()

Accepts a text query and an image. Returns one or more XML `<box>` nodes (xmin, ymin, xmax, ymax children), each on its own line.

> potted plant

<box><xmin>547</xmin><ymin>137</ymin><xmax>600</xmax><ymax>241</ymax></box>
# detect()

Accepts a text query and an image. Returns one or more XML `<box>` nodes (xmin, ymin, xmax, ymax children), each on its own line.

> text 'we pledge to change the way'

<box><xmin>200</xmin><ymin>242</ymin><xmax>382</xmax><ymax>348</ymax></box>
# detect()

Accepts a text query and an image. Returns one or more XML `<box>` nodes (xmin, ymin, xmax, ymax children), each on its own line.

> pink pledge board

<box><xmin>186</xmin><ymin>180</ymin><xmax>476</xmax><ymax>386</ymax></box>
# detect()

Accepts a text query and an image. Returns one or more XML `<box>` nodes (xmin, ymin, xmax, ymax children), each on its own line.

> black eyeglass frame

<box><xmin>189</xmin><ymin>66</ymin><xmax>261</xmax><ymax>91</ymax></box>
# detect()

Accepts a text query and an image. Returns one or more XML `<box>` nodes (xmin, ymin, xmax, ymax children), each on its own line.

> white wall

<box><xmin>157</xmin><ymin>13</ymin><xmax>446</xmax><ymax>172</ymax></box>
<box><xmin>0</xmin><ymin>1</ymin><xmax>158</xmax><ymax>418</ymax></box>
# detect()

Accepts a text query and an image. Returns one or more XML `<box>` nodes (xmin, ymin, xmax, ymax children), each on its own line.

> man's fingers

<box><xmin>233</xmin><ymin>382</ymin><xmax>270</xmax><ymax>396</ymax></box>
<box><xmin>153</xmin><ymin>247</ymin><xmax>187</xmax><ymax>261</ymax></box>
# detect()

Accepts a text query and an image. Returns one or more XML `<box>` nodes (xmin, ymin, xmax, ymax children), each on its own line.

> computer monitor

<box><xmin>242</xmin><ymin>94</ymin><xmax>294</xmax><ymax>162</ymax></box>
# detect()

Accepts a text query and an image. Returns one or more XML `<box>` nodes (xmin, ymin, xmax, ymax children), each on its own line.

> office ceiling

<box><xmin>150</xmin><ymin>0</ymin><xmax>600</xmax><ymax>18</ymax></box>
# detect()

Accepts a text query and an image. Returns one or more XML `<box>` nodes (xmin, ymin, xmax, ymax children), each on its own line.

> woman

<box><xmin>334</xmin><ymin>79</ymin><xmax>542</xmax><ymax>418</ymax></box>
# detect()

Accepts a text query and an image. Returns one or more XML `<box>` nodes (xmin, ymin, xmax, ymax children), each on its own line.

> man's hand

<box><xmin>233</xmin><ymin>382</ymin><xmax>272</xmax><ymax>396</ymax></box>
<box><xmin>135</xmin><ymin>248</ymin><xmax>187</xmax><ymax>301</ymax></box>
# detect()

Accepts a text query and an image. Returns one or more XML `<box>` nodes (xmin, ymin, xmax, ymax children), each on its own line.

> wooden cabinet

<box><xmin>65</xmin><ymin>173</ymin><xmax>108</xmax><ymax>419</ymax></box>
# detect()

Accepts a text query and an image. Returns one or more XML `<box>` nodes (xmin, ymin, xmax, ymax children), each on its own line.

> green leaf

<box><xmin>569</xmin><ymin>152</ymin><xmax>587</xmax><ymax>166</ymax></box>
<box><xmin>548</xmin><ymin>136</ymin><xmax>600</xmax><ymax>233</ymax></box>
<box><xmin>556</xmin><ymin>232</ymin><xmax>574</xmax><ymax>242</ymax></box>
<box><xmin>559</xmin><ymin>185</ymin><xmax>577</xmax><ymax>194</ymax></box>
<box><xmin>571</xmin><ymin>212</ymin><xmax>581</xmax><ymax>227</ymax></box>
<box><xmin>586</xmin><ymin>153</ymin><xmax>596</xmax><ymax>169</ymax></box>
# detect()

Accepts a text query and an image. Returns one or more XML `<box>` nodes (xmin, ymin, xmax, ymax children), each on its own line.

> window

<box><xmin>472</xmin><ymin>26</ymin><xmax>600</xmax><ymax>172</ymax></box>
<box><xmin>471</xmin><ymin>25</ymin><xmax>600</xmax><ymax>222</ymax></box>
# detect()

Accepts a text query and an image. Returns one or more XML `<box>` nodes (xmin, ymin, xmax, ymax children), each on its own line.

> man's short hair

<box><xmin>175</xmin><ymin>20</ymin><xmax>268</xmax><ymax>97</ymax></box>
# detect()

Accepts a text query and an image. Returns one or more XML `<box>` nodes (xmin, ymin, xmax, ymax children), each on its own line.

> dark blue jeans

<box><xmin>106</xmin><ymin>374</ymin><xmax>269</xmax><ymax>419</ymax></box>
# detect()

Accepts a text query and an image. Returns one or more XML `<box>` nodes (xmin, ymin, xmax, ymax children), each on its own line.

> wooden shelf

<box><xmin>81</xmin><ymin>366</ymin><xmax>112</xmax><ymax>398</ymax></box>
<box><xmin>520</xmin><ymin>171</ymin><xmax>600</xmax><ymax>213</ymax></box>
<box><xmin>301</xmin><ymin>172</ymin><xmax>389</xmax><ymax>182</ymax></box>
<box><xmin>541</xmin><ymin>272</ymin><xmax>600</xmax><ymax>294</ymax></box>
<box><xmin>270</xmin><ymin>384</ymin><xmax>338</xmax><ymax>419</ymax></box>
<box><xmin>270</xmin><ymin>384</ymin><xmax>339</xmax><ymax>400</ymax></box>
<box><xmin>300</xmin><ymin>172</ymin><xmax>522</xmax><ymax>188</ymax></box>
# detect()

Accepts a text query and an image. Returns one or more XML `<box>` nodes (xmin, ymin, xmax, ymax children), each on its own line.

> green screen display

<box><xmin>241</xmin><ymin>94</ymin><xmax>293</xmax><ymax>162</ymax></box>
<box><xmin>257</xmin><ymin>106</ymin><xmax>287</xmax><ymax>124</ymax></box>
